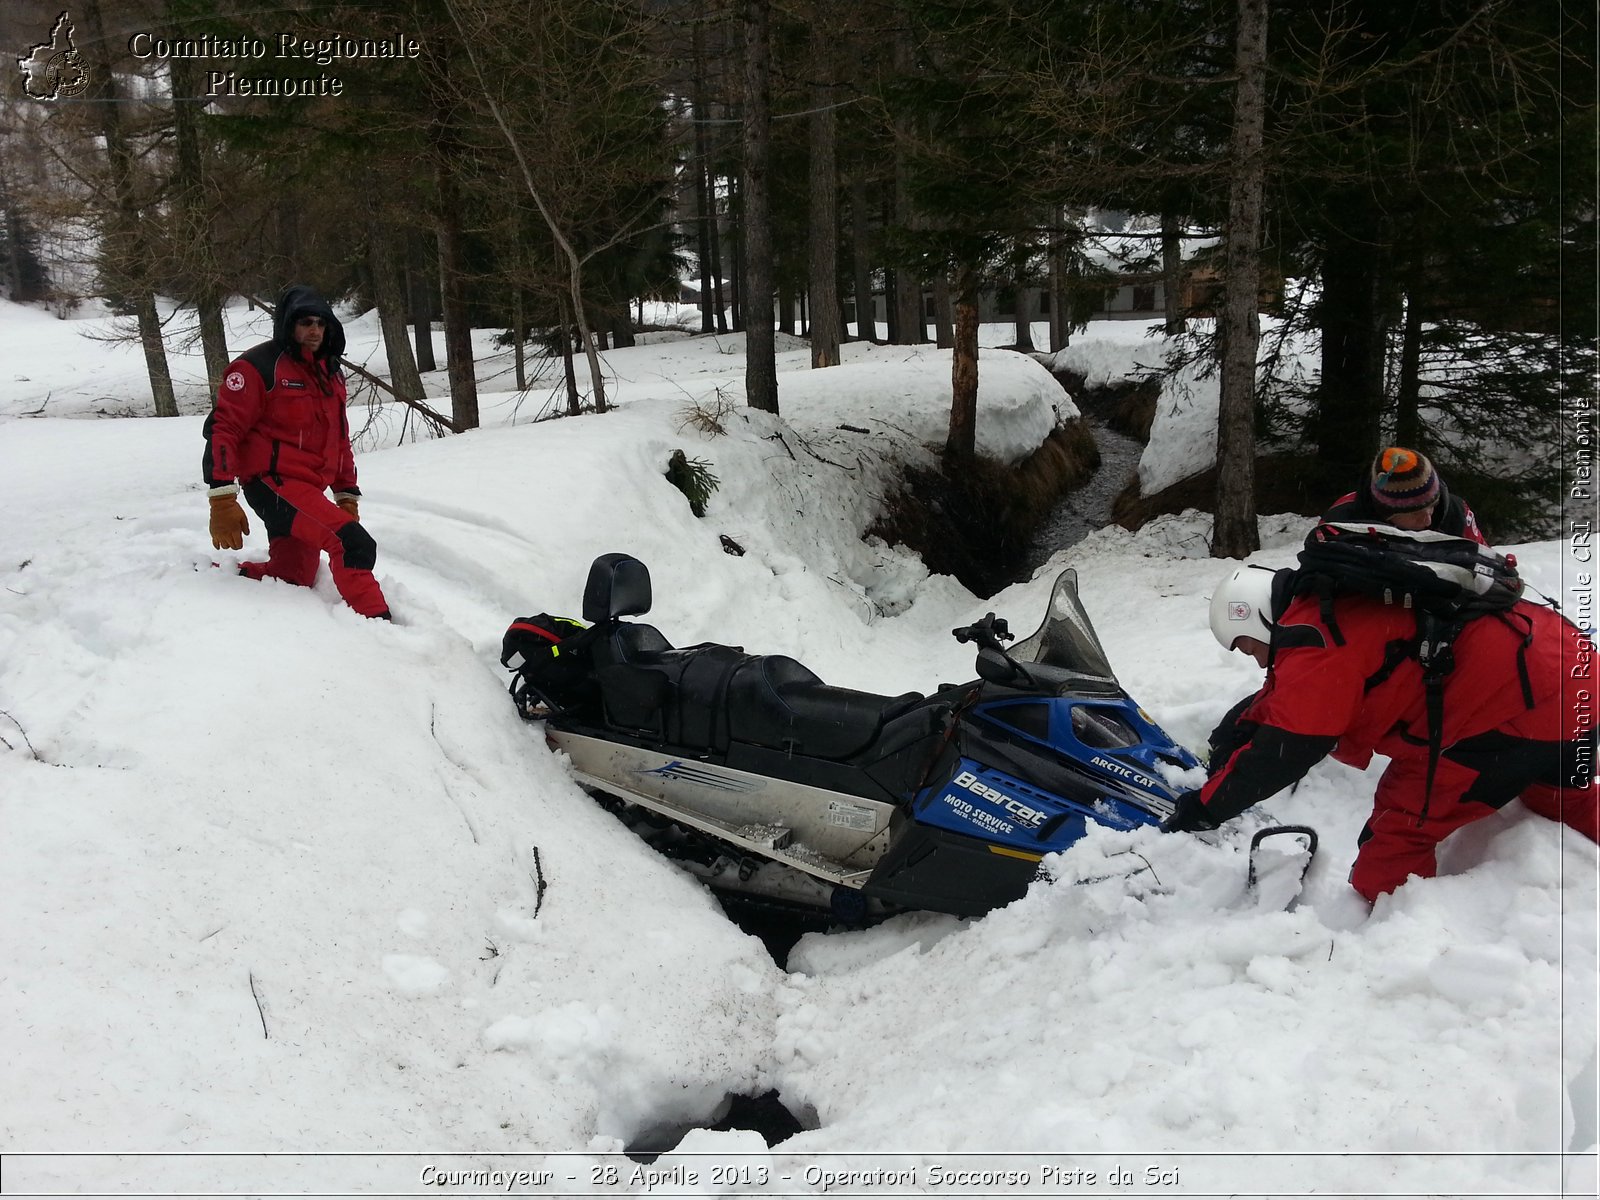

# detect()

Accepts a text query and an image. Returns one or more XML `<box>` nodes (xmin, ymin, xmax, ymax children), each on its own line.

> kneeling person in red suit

<box><xmin>1168</xmin><ymin>566</ymin><xmax>1597</xmax><ymax>901</ymax></box>
<box><xmin>203</xmin><ymin>285</ymin><xmax>390</xmax><ymax>620</ymax></box>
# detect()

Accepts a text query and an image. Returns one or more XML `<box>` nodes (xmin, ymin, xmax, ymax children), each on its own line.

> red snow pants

<box><xmin>239</xmin><ymin>477</ymin><xmax>389</xmax><ymax>618</ymax></box>
<box><xmin>1350</xmin><ymin>728</ymin><xmax>1599</xmax><ymax>902</ymax></box>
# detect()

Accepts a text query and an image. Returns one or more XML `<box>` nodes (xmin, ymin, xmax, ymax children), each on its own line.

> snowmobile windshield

<box><xmin>1007</xmin><ymin>569</ymin><xmax>1121</xmax><ymax>692</ymax></box>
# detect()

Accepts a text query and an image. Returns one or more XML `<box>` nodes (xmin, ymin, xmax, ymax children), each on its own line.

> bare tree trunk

<box><xmin>884</xmin><ymin>265</ymin><xmax>899</xmax><ymax>343</ymax></box>
<box><xmin>80</xmin><ymin>0</ymin><xmax>176</xmax><ymax>417</ymax></box>
<box><xmin>1048</xmin><ymin>211</ymin><xmax>1068</xmax><ymax>353</ymax></box>
<box><xmin>509</xmin><ymin>220</ymin><xmax>532</xmax><ymax>391</ymax></box>
<box><xmin>708</xmin><ymin>114</ymin><xmax>729</xmax><ymax>333</ymax></box>
<box><xmin>1161</xmin><ymin>210</ymin><xmax>1186</xmax><ymax>334</ymax></box>
<box><xmin>890</xmin><ymin>28</ymin><xmax>924</xmax><ymax>345</ymax></box>
<box><xmin>933</xmin><ymin>274</ymin><xmax>954</xmax><ymax>348</ymax></box>
<box><xmin>406</xmin><ymin>244</ymin><xmax>437</xmax><ymax>373</ymax></box>
<box><xmin>946</xmin><ymin>265</ymin><xmax>980</xmax><ymax>463</ymax></box>
<box><xmin>368</xmin><ymin>204</ymin><xmax>426</xmax><ymax>407</ymax></box>
<box><xmin>730</xmin><ymin>172</ymin><xmax>745</xmax><ymax>332</ymax></box>
<box><xmin>893</xmin><ymin>271</ymin><xmax>924</xmax><ymax>342</ymax></box>
<box><xmin>742</xmin><ymin>0</ymin><xmax>778</xmax><ymax>412</ymax></box>
<box><xmin>692</xmin><ymin>13</ymin><xmax>717</xmax><ymax>335</ymax></box>
<box><xmin>1213</xmin><ymin>0</ymin><xmax>1268</xmax><ymax>559</ymax></box>
<box><xmin>850</xmin><ymin>171</ymin><xmax>875</xmax><ymax>341</ymax></box>
<box><xmin>778</xmin><ymin>287</ymin><xmax>796</xmax><ymax>335</ymax></box>
<box><xmin>566</xmin><ymin>299</ymin><xmax>585</xmax><ymax>416</ymax></box>
<box><xmin>167</xmin><ymin>48</ymin><xmax>228</xmax><ymax>392</ymax></box>
<box><xmin>807</xmin><ymin>24</ymin><xmax>843</xmax><ymax>368</ymax></box>
<box><xmin>512</xmin><ymin>286</ymin><xmax>527</xmax><ymax>391</ymax></box>
<box><xmin>434</xmin><ymin>155</ymin><xmax>480</xmax><ymax>431</ymax></box>
<box><xmin>1013</xmin><ymin>285</ymin><xmax>1036</xmax><ymax>351</ymax></box>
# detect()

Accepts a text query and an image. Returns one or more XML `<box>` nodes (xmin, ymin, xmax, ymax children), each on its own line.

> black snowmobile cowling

<box><xmin>506</xmin><ymin>553</ymin><xmax>1206</xmax><ymax>920</ymax></box>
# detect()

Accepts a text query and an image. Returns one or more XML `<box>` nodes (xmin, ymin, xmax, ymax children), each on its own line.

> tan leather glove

<box><xmin>334</xmin><ymin>492</ymin><xmax>360</xmax><ymax>521</ymax></box>
<box><xmin>209</xmin><ymin>491</ymin><xmax>250</xmax><ymax>550</ymax></box>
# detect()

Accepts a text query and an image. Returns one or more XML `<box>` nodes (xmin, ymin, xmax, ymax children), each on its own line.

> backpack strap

<box><xmin>1487</xmin><ymin>608</ymin><xmax>1537</xmax><ymax>710</ymax></box>
<box><xmin>1364</xmin><ymin>637</ymin><xmax>1415</xmax><ymax>693</ymax></box>
<box><xmin>1413</xmin><ymin>612</ymin><xmax>1464</xmax><ymax>827</ymax></box>
<box><xmin>1314</xmin><ymin>576</ymin><xmax>1346</xmax><ymax>647</ymax></box>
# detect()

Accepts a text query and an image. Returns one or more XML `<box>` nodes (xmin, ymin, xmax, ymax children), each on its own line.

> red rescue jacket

<box><xmin>1197</xmin><ymin>594</ymin><xmax>1589</xmax><ymax>821</ymax></box>
<box><xmin>202</xmin><ymin>290</ymin><xmax>356</xmax><ymax>493</ymax></box>
<box><xmin>1245</xmin><ymin>595</ymin><xmax>1582</xmax><ymax>769</ymax></box>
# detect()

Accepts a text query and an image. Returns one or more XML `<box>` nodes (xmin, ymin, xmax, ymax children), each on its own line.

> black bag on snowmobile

<box><xmin>501</xmin><ymin>613</ymin><xmax>592</xmax><ymax>718</ymax></box>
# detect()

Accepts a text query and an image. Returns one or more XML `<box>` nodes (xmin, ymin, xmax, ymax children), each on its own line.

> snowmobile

<box><xmin>506</xmin><ymin>552</ymin><xmax>1228</xmax><ymax>921</ymax></box>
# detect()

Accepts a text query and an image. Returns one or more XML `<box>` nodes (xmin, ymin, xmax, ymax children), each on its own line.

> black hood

<box><xmin>273</xmin><ymin>284</ymin><xmax>345</xmax><ymax>366</ymax></box>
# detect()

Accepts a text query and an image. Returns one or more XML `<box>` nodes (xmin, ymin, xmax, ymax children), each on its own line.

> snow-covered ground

<box><xmin>1</xmin><ymin>297</ymin><xmax>1594</xmax><ymax>1197</ymax></box>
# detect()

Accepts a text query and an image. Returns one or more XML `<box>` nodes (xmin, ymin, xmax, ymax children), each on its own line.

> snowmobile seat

<box><xmin>590</xmin><ymin>623</ymin><xmax>674</xmax><ymax>734</ymax></box>
<box><xmin>726</xmin><ymin>654</ymin><xmax>924</xmax><ymax>760</ymax></box>
<box><xmin>658</xmin><ymin>643</ymin><xmax>749</xmax><ymax>749</ymax></box>
<box><xmin>594</xmin><ymin>641</ymin><xmax>751</xmax><ymax>749</ymax></box>
<box><xmin>592</xmin><ymin>621</ymin><xmax>673</xmax><ymax>670</ymax></box>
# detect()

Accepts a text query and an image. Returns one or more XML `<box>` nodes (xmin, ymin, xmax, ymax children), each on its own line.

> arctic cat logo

<box><xmin>1090</xmin><ymin>755</ymin><xmax>1158</xmax><ymax>790</ymax></box>
<box><xmin>640</xmin><ymin>760</ymin><xmax>760</xmax><ymax>793</ymax></box>
<box><xmin>952</xmin><ymin>770</ymin><xmax>1046</xmax><ymax>828</ymax></box>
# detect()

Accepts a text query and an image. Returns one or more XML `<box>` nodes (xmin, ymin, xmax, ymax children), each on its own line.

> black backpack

<box><xmin>1286</xmin><ymin>521</ymin><xmax>1532</xmax><ymax>816</ymax></box>
<box><xmin>1295</xmin><ymin>522</ymin><xmax>1523</xmax><ymax>630</ymax></box>
<box><xmin>501</xmin><ymin>613</ymin><xmax>591</xmax><ymax>719</ymax></box>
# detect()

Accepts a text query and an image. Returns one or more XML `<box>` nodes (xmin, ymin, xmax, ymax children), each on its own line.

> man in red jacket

<box><xmin>203</xmin><ymin>285</ymin><xmax>390</xmax><ymax>619</ymax></box>
<box><xmin>1169</xmin><ymin>567</ymin><xmax>1597</xmax><ymax>901</ymax></box>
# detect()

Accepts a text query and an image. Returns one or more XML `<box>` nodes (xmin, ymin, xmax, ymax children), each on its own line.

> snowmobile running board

<box><xmin>566</xmin><ymin>765</ymin><xmax>878</xmax><ymax>891</ymax></box>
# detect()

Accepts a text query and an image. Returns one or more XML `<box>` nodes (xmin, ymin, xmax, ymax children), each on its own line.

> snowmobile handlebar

<box><xmin>951</xmin><ymin>613</ymin><xmax>1013</xmax><ymax>651</ymax></box>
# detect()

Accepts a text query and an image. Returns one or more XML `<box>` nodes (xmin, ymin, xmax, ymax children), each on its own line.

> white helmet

<box><xmin>1208</xmin><ymin>565</ymin><xmax>1278</xmax><ymax>652</ymax></box>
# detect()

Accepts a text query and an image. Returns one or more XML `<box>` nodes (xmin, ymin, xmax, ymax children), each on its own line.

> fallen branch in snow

<box><xmin>531</xmin><ymin>848</ymin><xmax>548</xmax><ymax>918</ymax></box>
<box><xmin>248</xmin><ymin>971</ymin><xmax>269</xmax><ymax>1039</ymax></box>
<box><xmin>0</xmin><ymin>710</ymin><xmax>41</xmax><ymax>761</ymax></box>
<box><xmin>1127</xmin><ymin>850</ymin><xmax>1161</xmax><ymax>886</ymax></box>
<box><xmin>341</xmin><ymin>359</ymin><xmax>461</xmax><ymax>436</ymax></box>
<box><xmin>428</xmin><ymin>704</ymin><xmax>483</xmax><ymax>844</ymax></box>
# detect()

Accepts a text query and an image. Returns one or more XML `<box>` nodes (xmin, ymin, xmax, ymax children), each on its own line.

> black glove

<box><xmin>1161</xmin><ymin>789</ymin><xmax>1221</xmax><ymax>833</ymax></box>
<box><xmin>1207</xmin><ymin>692</ymin><xmax>1261</xmax><ymax>768</ymax></box>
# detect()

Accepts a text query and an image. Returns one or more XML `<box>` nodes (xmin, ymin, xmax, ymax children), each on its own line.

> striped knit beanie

<box><xmin>1369</xmin><ymin>447</ymin><xmax>1440</xmax><ymax>513</ymax></box>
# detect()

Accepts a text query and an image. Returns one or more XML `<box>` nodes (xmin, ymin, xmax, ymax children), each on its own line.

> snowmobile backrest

<box><xmin>583</xmin><ymin>553</ymin><xmax>652</xmax><ymax>623</ymax></box>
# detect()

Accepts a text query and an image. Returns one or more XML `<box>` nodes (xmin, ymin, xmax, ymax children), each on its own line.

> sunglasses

<box><xmin>295</xmin><ymin>316</ymin><xmax>326</xmax><ymax>328</ymax></box>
